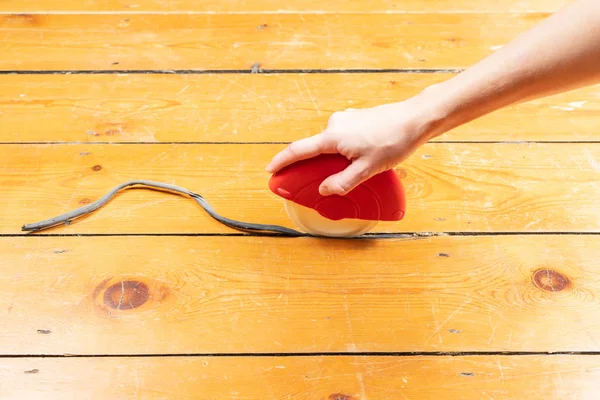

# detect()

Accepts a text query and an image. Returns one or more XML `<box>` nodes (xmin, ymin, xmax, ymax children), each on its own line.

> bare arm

<box><xmin>423</xmin><ymin>0</ymin><xmax>600</xmax><ymax>136</ymax></box>
<box><xmin>266</xmin><ymin>0</ymin><xmax>600</xmax><ymax>196</ymax></box>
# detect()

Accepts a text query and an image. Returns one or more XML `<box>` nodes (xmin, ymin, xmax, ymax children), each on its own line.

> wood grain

<box><xmin>3</xmin><ymin>143</ymin><xmax>599</xmax><ymax>234</ymax></box>
<box><xmin>0</xmin><ymin>0</ymin><xmax>572</xmax><ymax>13</ymax></box>
<box><xmin>0</xmin><ymin>13</ymin><xmax>547</xmax><ymax>70</ymax></box>
<box><xmin>2</xmin><ymin>235</ymin><xmax>600</xmax><ymax>354</ymax></box>
<box><xmin>3</xmin><ymin>355</ymin><xmax>600</xmax><ymax>399</ymax></box>
<box><xmin>2</xmin><ymin>74</ymin><xmax>599</xmax><ymax>143</ymax></box>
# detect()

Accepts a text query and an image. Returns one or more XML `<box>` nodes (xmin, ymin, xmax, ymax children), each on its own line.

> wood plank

<box><xmin>0</xmin><ymin>0</ymin><xmax>572</xmax><ymax>13</ymax></box>
<box><xmin>2</xmin><ymin>356</ymin><xmax>599</xmax><ymax>399</ymax></box>
<box><xmin>2</xmin><ymin>143</ymin><xmax>599</xmax><ymax>234</ymax></box>
<box><xmin>0</xmin><ymin>13</ymin><xmax>547</xmax><ymax>70</ymax></box>
<box><xmin>2</xmin><ymin>74</ymin><xmax>599</xmax><ymax>143</ymax></box>
<box><xmin>2</xmin><ymin>235</ymin><xmax>599</xmax><ymax>354</ymax></box>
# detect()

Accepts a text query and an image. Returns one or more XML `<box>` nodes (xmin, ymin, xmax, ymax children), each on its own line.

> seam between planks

<box><xmin>0</xmin><ymin>11</ymin><xmax>559</xmax><ymax>15</ymax></box>
<box><xmin>0</xmin><ymin>69</ymin><xmax>462</xmax><ymax>75</ymax></box>
<box><xmin>4</xmin><ymin>232</ymin><xmax>600</xmax><ymax>238</ymax></box>
<box><xmin>5</xmin><ymin>352</ymin><xmax>600</xmax><ymax>359</ymax></box>
<box><xmin>1</xmin><ymin>141</ymin><xmax>599</xmax><ymax>145</ymax></box>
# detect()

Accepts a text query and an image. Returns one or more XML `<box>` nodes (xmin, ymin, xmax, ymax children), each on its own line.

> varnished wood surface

<box><xmin>3</xmin><ymin>143</ymin><xmax>599</xmax><ymax>234</ymax></box>
<box><xmin>2</xmin><ymin>0</ymin><xmax>599</xmax><ymax>397</ymax></box>
<box><xmin>0</xmin><ymin>0</ymin><xmax>571</xmax><ymax>13</ymax></box>
<box><xmin>0</xmin><ymin>13</ymin><xmax>547</xmax><ymax>70</ymax></box>
<box><xmin>2</xmin><ymin>235</ymin><xmax>599</xmax><ymax>354</ymax></box>
<box><xmin>2</xmin><ymin>74</ymin><xmax>599</xmax><ymax>143</ymax></box>
<box><xmin>2</xmin><ymin>355</ymin><xmax>599</xmax><ymax>399</ymax></box>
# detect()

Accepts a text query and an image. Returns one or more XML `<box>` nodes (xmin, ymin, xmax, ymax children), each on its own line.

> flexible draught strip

<box><xmin>21</xmin><ymin>180</ymin><xmax>306</xmax><ymax>236</ymax></box>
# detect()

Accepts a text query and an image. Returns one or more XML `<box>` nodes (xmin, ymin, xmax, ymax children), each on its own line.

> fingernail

<box><xmin>319</xmin><ymin>186</ymin><xmax>331</xmax><ymax>196</ymax></box>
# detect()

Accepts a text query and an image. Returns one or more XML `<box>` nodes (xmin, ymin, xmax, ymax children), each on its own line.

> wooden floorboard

<box><xmin>0</xmin><ymin>0</ymin><xmax>571</xmax><ymax>13</ymax></box>
<box><xmin>3</xmin><ymin>355</ymin><xmax>600</xmax><ymax>399</ymax></box>
<box><xmin>0</xmin><ymin>13</ymin><xmax>547</xmax><ymax>70</ymax></box>
<box><xmin>2</xmin><ymin>235</ymin><xmax>599</xmax><ymax>354</ymax></box>
<box><xmin>2</xmin><ymin>0</ymin><xmax>599</xmax><ymax>397</ymax></box>
<box><xmin>3</xmin><ymin>143</ymin><xmax>599</xmax><ymax>234</ymax></box>
<box><xmin>2</xmin><ymin>74</ymin><xmax>599</xmax><ymax>143</ymax></box>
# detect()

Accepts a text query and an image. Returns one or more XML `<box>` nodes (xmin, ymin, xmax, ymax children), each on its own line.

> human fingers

<box><xmin>265</xmin><ymin>133</ymin><xmax>336</xmax><ymax>173</ymax></box>
<box><xmin>318</xmin><ymin>157</ymin><xmax>374</xmax><ymax>196</ymax></box>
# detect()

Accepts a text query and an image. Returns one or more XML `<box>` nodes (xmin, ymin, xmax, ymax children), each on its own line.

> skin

<box><xmin>265</xmin><ymin>0</ymin><xmax>600</xmax><ymax>196</ymax></box>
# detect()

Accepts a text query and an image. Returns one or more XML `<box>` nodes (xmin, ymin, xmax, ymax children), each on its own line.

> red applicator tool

<box><xmin>269</xmin><ymin>153</ymin><xmax>406</xmax><ymax>237</ymax></box>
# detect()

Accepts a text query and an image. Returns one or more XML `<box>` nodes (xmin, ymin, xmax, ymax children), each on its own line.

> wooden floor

<box><xmin>1</xmin><ymin>0</ymin><xmax>600</xmax><ymax>398</ymax></box>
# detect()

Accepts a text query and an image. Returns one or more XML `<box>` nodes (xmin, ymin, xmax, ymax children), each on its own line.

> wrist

<box><xmin>405</xmin><ymin>81</ymin><xmax>462</xmax><ymax>141</ymax></box>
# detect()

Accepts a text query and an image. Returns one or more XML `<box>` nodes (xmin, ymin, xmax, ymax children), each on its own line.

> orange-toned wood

<box><xmin>3</xmin><ymin>355</ymin><xmax>599</xmax><ymax>399</ymax></box>
<box><xmin>2</xmin><ymin>235</ymin><xmax>599</xmax><ymax>354</ymax></box>
<box><xmin>3</xmin><ymin>143</ymin><xmax>599</xmax><ymax>234</ymax></box>
<box><xmin>0</xmin><ymin>13</ymin><xmax>547</xmax><ymax>70</ymax></box>
<box><xmin>0</xmin><ymin>0</ymin><xmax>571</xmax><ymax>13</ymax></box>
<box><xmin>2</xmin><ymin>74</ymin><xmax>599</xmax><ymax>143</ymax></box>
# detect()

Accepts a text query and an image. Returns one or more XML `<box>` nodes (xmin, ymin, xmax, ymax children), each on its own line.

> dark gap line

<box><xmin>3</xmin><ymin>232</ymin><xmax>599</xmax><ymax>238</ymax></box>
<box><xmin>1</xmin><ymin>351</ymin><xmax>600</xmax><ymax>358</ymax></box>
<box><xmin>0</xmin><ymin>141</ymin><xmax>289</xmax><ymax>145</ymax></box>
<box><xmin>0</xmin><ymin>68</ymin><xmax>462</xmax><ymax>75</ymax></box>
<box><xmin>2</xmin><ymin>141</ymin><xmax>600</xmax><ymax>145</ymax></box>
<box><xmin>0</xmin><ymin>11</ymin><xmax>556</xmax><ymax>14</ymax></box>
<box><xmin>362</xmin><ymin>231</ymin><xmax>600</xmax><ymax>237</ymax></box>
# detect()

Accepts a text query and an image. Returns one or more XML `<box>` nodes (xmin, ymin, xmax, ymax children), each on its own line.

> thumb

<box><xmin>319</xmin><ymin>158</ymin><xmax>374</xmax><ymax>196</ymax></box>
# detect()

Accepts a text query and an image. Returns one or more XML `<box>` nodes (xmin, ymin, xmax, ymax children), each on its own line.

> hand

<box><xmin>266</xmin><ymin>97</ymin><xmax>441</xmax><ymax>196</ymax></box>
<box><xmin>267</xmin><ymin>0</ymin><xmax>600</xmax><ymax>197</ymax></box>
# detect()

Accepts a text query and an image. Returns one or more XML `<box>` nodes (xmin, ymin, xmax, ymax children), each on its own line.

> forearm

<box><xmin>418</xmin><ymin>0</ymin><xmax>600</xmax><ymax>137</ymax></box>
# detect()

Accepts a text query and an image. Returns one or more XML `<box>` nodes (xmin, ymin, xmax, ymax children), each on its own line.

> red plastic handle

<box><xmin>269</xmin><ymin>153</ymin><xmax>406</xmax><ymax>221</ymax></box>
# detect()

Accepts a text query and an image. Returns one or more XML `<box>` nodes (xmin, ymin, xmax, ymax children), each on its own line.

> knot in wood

<box><xmin>532</xmin><ymin>269</ymin><xmax>569</xmax><ymax>292</ymax></box>
<box><xmin>104</xmin><ymin>280</ymin><xmax>149</xmax><ymax>310</ymax></box>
